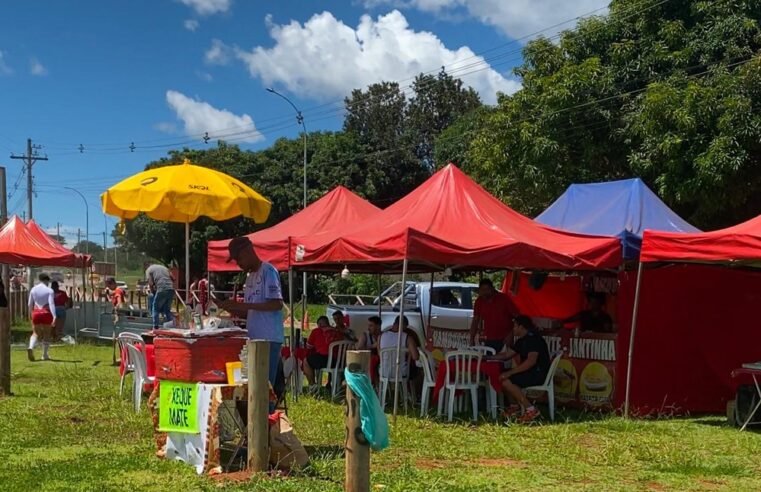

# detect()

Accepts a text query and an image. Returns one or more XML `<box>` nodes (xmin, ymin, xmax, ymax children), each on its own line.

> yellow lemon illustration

<box><xmin>579</xmin><ymin>362</ymin><xmax>613</xmax><ymax>406</ymax></box>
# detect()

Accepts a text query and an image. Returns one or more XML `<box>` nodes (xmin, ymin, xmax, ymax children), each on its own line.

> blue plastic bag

<box><xmin>344</xmin><ymin>368</ymin><xmax>389</xmax><ymax>451</ymax></box>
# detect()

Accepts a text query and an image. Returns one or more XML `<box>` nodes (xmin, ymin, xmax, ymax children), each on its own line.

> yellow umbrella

<box><xmin>101</xmin><ymin>159</ymin><xmax>271</xmax><ymax>299</ymax></box>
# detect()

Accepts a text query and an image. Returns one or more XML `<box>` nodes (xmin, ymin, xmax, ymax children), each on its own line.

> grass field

<box><xmin>1</xmin><ymin>341</ymin><xmax>760</xmax><ymax>491</ymax></box>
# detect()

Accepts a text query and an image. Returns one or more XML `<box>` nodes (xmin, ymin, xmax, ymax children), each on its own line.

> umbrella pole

<box><xmin>392</xmin><ymin>259</ymin><xmax>409</xmax><ymax>423</ymax></box>
<box><xmin>624</xmin><ymin>262</ymin><xmax>644</xmax><ymax>418</ymax></box>
<box><xmin>185</xmin><ymin>222</ymin><xmax>190</xmax><ymax>310</ymax></box>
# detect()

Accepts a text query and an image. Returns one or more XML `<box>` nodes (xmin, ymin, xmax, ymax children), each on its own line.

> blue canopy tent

<box><xmin>536</xmin><ymin>178</ymin><xmax>700</xmax><ymax>260</ymax></box>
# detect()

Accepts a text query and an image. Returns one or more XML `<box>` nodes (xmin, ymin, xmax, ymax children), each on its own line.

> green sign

<box><xmin>159</xmin><ymin>381</ymin><xmax>200</xmax><ymax>434</ymax></box>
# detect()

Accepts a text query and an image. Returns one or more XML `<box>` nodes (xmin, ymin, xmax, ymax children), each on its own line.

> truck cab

<box><xmin>327</xmin><ymin>281</ymin><xmax>478</xmax><ymax>350</ymax></box>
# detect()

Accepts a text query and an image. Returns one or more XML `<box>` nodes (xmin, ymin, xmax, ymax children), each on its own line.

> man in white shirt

<box><xmin>28</xmin><ymin>273</ymin><xmax>56</xmax><ymax>361</ymax></box>
<box><xmin>218</xmin><ymin>236</ymin><xmax>284</xmax><ymax>411</ymax></box>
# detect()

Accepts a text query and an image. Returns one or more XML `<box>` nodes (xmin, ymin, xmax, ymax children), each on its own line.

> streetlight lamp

<box><xmin>63</xmin><ymin>186</ymin><xmax>90</xmax><ymax>336</ymax></box>
<box><xmin>267</xmin><ymin>87</ymin><xmax>309</xmax><ymax>319</ymax></box>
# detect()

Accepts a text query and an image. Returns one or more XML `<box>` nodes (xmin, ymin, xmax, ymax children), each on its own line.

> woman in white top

<box><xmin>28</xmin><ymin>273</ymin><xmax>56</xmax><ymax>361</ymax></box>
<box><xmin>379</xmin><ymin>315</ymin><xmax>420</xmax><ymax>379</ymax></box>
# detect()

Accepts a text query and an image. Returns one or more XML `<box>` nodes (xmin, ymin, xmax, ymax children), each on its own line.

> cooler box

<box><xmin>154</xmin><ymin>335</ymin><xmax>247</xmax><ymax>383</ymax></box>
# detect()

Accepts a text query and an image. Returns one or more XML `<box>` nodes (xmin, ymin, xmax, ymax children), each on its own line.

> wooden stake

<box><xmin>247</xmin><ymin>339</ymin><xmax>270</xmax><ymax>472</ymax></box>
<box><xmin>0</xmin><ymin>307</ymin><xmax>9</xmax><ymax>396</ymax></box>
<box><xmin>345</xmin><ymin>350</ymin><xmax>371</xmax><ymax>492</ymax></box>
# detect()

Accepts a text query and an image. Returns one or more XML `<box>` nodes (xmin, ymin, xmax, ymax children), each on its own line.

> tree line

<box><xmin>120</xmin><ymin>0</ymin><xmax>761</xmax><ymax>287</ymax></box>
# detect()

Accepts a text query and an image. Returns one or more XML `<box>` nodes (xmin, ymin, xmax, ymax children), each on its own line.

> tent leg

<box><xmin>377</xmin><ymin>274</ymin><xmax>382</xmax><ymax>320</ymax></box>
<box><xmin>426</xmin><ymin>272</ymin><xmax>435</xmax><ymax>344</ymax></box>
<box><xmin>392</xmin><ymin>259</ymin><xmax>409</xmax><ymax>423</ymax></box>
<box><xmin>624</xmin><ymin>262</ymin><xmax>644</xmax><ymax>418</ymax></box>
<box><xmin>289</xmin><ymin>268</ymin><xmax>297</xmax><ymax>401</ymax></box>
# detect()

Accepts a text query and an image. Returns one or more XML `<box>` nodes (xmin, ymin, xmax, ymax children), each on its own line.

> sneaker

<box><xmin>517</xmin><ymin>407</ymin><xmax>540</xmax><ymax>424</ymax></box>
<box><xmin>27</xmin><ymin>349</ymin><xmax>35</xmax><ymax>362</ymax></box>
<box><xmin>501</xmin><ymin>405</ymin><xmax>522</xmax><ymax>419</ymax></box>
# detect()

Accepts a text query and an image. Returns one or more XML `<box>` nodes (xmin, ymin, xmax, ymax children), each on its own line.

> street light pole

<box><xmin>267</xmin><ymin>87</ymin><xmax>309</xmax><ymax>323</ymax></box>
<box><xmin>63</xmin><ymin>187</ymin><xmax>89</xmax><ymax>256</ymax></box>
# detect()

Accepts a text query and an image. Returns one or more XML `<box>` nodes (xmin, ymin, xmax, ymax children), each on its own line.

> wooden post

<box><xmin>345</xmin><ymin>350</ymin><xmax>371</xmax><ymax>492</ymax></box>
<box><xmin>247</xmin><ymin>339</ymin><xmax>270</xmax><ymax>472</ymax></box>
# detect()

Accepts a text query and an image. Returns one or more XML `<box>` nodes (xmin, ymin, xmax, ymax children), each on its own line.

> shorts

<box><xmin>32</xmin><ymin>308</ymin><xmax>54</xmax><ymax>326</ymax></box>
<box><xmin>306</xmin><ymin>353</ymin><xmax>329</xmax><ymax>370</ymax></box>
<box><xmin>508</xmin><ymin>368</ymin><xmax>546</xmax><ymax>388</ymax></box>
<box><xmin>55</xmin><ymin>307</ymin><xmax>67</xmax><ymax>321</ymax></box>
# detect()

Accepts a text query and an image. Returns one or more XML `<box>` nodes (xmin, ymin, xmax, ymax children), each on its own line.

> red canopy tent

<box><xmin>291</xmin><ymin>164</ymin><xmax>622</xmax><ymax>273</ymax></box>
<box><xmin>621</xmin><ymin>216</ymin><xmax>761</xmax><ymax>415</ymax></box>
<box><xmin>25</xmin><ymin>220</ymin><xmax>91</xmax><ymax>268</ymax></box>
<box><xmin>207</xmin><ymin>186</ymin><xmax>380</xmax><ymax>272</ymax></box>
<box><xmin>0</xmin><ymin>216</ymin><xmax>83</xmax><ymax>267</ymax></box>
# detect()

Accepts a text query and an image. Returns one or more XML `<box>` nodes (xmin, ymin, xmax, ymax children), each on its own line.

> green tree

<box><xmin>460</xmin><ymin>0</ymin><xmax>761</xmax><ymax>227</ymax></box>
<box><xmin>407</xmin><ymin>69</ymin><xmax>481</xmax><ymax>168</ymax></box>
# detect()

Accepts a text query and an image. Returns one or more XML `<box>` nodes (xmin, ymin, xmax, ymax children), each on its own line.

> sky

<box><xmin>0</xmin><ymin>0</ymin><xmax>608</xmax><ymax>247</ymax></box>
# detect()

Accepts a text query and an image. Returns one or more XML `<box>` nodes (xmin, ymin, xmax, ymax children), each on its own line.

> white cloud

<box><xmin>178</xmin><ymin>0</ymin><xmax>231</xmax><ymax>16</ymax></box>
<box><xmin>0</xmin><ymin>51</ymin><xmax>13</xmax><ymax>75</ymax></box>
<box><xmin>184</xmin><ymin>19</ymin><xmax>200</xmax><ymax>31</ymax></box>
<box><xmin>196</xmin><ymin>70</ymin><xmax>213</xmax><ymax>82</ymax></box>
<box><xmin>204</xmin><ymin>38</ymin><xmax>231</xmax><ymax>65</ymax></box>
<box><xmin>165</xmin><ymin>90</ymin><xmax>263</xmax><ymax>143</ymax></box>
<box><xmin>364</xmin><ymin>0</ymin><xmax>609</xmax><ymax>39</ymax></box>
<box><xmin>154</xmin><ymin>121</ymin><xmax>178</xmax><ymax>134</ymax></box>
<box><xmin>29</xmin><ymin>57</ymin><xmax>48</xmax><ymax>76</ymax></box>
<box><xmin>234</xmin><ymin>10</ymin><xmax>520</xmax><ymax>104</ymax></box>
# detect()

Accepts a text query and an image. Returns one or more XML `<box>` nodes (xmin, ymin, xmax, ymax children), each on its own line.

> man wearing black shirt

<box><xmin>565</xmin><ymin>292</ymin><xmax>613</xmax><ymax>333</ymax></box>
<box><xmin>493</xmin><ymin>315</ymin><xmax>551</xmax><ymax>423</ymax></box>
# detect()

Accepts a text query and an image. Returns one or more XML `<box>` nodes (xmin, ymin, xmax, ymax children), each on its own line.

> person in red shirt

<box><xmin>469</xmin><ymin>278</ymin><xmax>518</xmax><ymax>353</ymax></box>
<box><xmin>105</xmin><ymin>278</ymin><xmax>128</xmax><ymax>310</ymax></box>
<box><xmin>303</xmin><ymin>316</ymin><xmax>345</xmax><ymax>390</ymax></box>
<box><xmin>51</xmin><ymin>281</ymin><xmax>70</xmax><ymax>341</ymax></box>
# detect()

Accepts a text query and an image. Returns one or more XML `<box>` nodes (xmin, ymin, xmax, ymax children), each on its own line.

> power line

<box><xmin>30</xmin><ymin>0</ymin><xmax>671</xmax><ymax>156</ymax></box>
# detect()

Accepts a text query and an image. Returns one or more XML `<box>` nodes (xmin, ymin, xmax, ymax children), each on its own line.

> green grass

<box><xmin>2</xmin><ymin>341</ymin><xmax>760</xmax><ymax>491</ymax></box>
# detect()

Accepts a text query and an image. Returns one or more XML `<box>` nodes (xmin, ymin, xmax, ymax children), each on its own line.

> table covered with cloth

<box><xmin>433</xmin><ymin>360</ymin><xmax>504</xmax><ymax>417</ymax></box>
<box><xmin>148</xmin><ymin>383</ymin><xmax>277</xmax><ymax>475</ymax></box>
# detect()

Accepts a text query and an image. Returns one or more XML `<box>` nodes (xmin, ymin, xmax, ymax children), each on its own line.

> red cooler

<box><xmin>154</xmin><ymin>334</ymin><xmax>246</xmax><ymax>383</ymax></box>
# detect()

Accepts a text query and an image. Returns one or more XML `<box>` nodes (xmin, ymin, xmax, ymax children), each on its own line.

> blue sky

<box><xmin>0</xmin><ymin>0</ymin><xmax>607</xmax><ymax>246</ymax></box>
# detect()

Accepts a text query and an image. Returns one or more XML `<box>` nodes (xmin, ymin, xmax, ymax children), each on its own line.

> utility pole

<box><xmin>0</xmin><ymin>166</ymin><xmax>10</xmax><ymax>396</ymax></box>
<box><xmin>10</xmin><ymin>138</ymin><xmax>48</xmax><ymax>221</ymax></box>
<box><xmin>103</xmin><ymin>231</ymin><xmax>107</xmax><ymax>263</ymax></box>
<box><xmin>56</xmin><ymin>223</ymin><xmax>60</xmax><ymax>243</ymax></box>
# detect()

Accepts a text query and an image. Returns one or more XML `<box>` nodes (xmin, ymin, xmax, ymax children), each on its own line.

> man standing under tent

<box><xmin>27</xmin><ymin>273</ymin><xmax>56</xmax><ymax>362</ymax></box>
<box><xmin>219</xmin><ymin>236</ymin><xmax>284</xmax><ymax>412</ymax></box>
<box><xmin>145</xmin><ymin>263</ymin><xmax>175</xmax><ymax>329</ymax></box>
<box><xmin>469</xmin><ymin>279</ymin><xmax>518</xmax><ymax>353</ymax></box>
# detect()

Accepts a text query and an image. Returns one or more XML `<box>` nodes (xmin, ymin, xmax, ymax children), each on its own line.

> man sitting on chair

<box><xmin>303</xmin><ymin>316</ymin><xmax>345</xmax><ymax>392</ymax></box>
<box><xmin>492</xmin><ymin>315</ymin><xmax>550</xmax><ymax>423</ymax></box>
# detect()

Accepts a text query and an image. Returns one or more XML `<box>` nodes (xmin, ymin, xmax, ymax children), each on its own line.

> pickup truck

<box><xmin>327</xmin><ymin>281</ymin><xmax>479</xmax><ymax>351</ymax></box>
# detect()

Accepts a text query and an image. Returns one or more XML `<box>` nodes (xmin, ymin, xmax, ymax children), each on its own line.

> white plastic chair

<box><xmin>523</xmin><ymin>351</ymin><xmax>564</xmax><ymax>422</ymax></box>
<box><xmin>438</xmin><ymin>350</ymin><xmax>482</xmax><ymax>422</ymax></box>
<box><xmin>125</xmin><ymin>344</ymin><xmax>155</xmax><ymax>412</ymax></box>
<box><xmin>117</xmin><ymin>332</ymin><xmax>144</xmax><ymax>397</ymax></box>
<box><xmin>418</xmin><ymin>349</ymin><xmax>437</xmax><ymax>416</ymax></box>
<box><xmin>378</xmin><ymin>347</ymin><xmax>411</xmax><ymax>412</ymax></box>
<box><xmin>469</xmin><ymin>345</ymin><xmax>496</xmax><ymax>356</ymax></box>
<box><xmin>469</xmin><ymin>346</ymin><xmax>498</xmax><ymax>419</ymax></box>
<box><xmin>317</xmin><ymin>340</ymin><xmax>354</xmax><ymax>400</ymax></box>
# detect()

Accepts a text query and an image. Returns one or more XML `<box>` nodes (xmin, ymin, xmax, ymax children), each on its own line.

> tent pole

<box><xmin>377</xmin><ymin>274</ymin><xmax>382</xmax><ymax>320</ymax></box>
<box><xmin>392</xmin><ymin>259</ymin><xmax>409</xmax><ymax>423</ymax></box>
<box><xmin>289</xmin><ymin>267</ymin><xmax>297</xmax><ymax>401</ymax></box>
<box><xmin>624</xmin><ymin>261</ymin><xmax>645</xmax><ymax>418</ymax></box>
<box><xmin>426</xmin><ymin>272</ymin><xmax>435</xmax><ymax>344</ymax></box>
